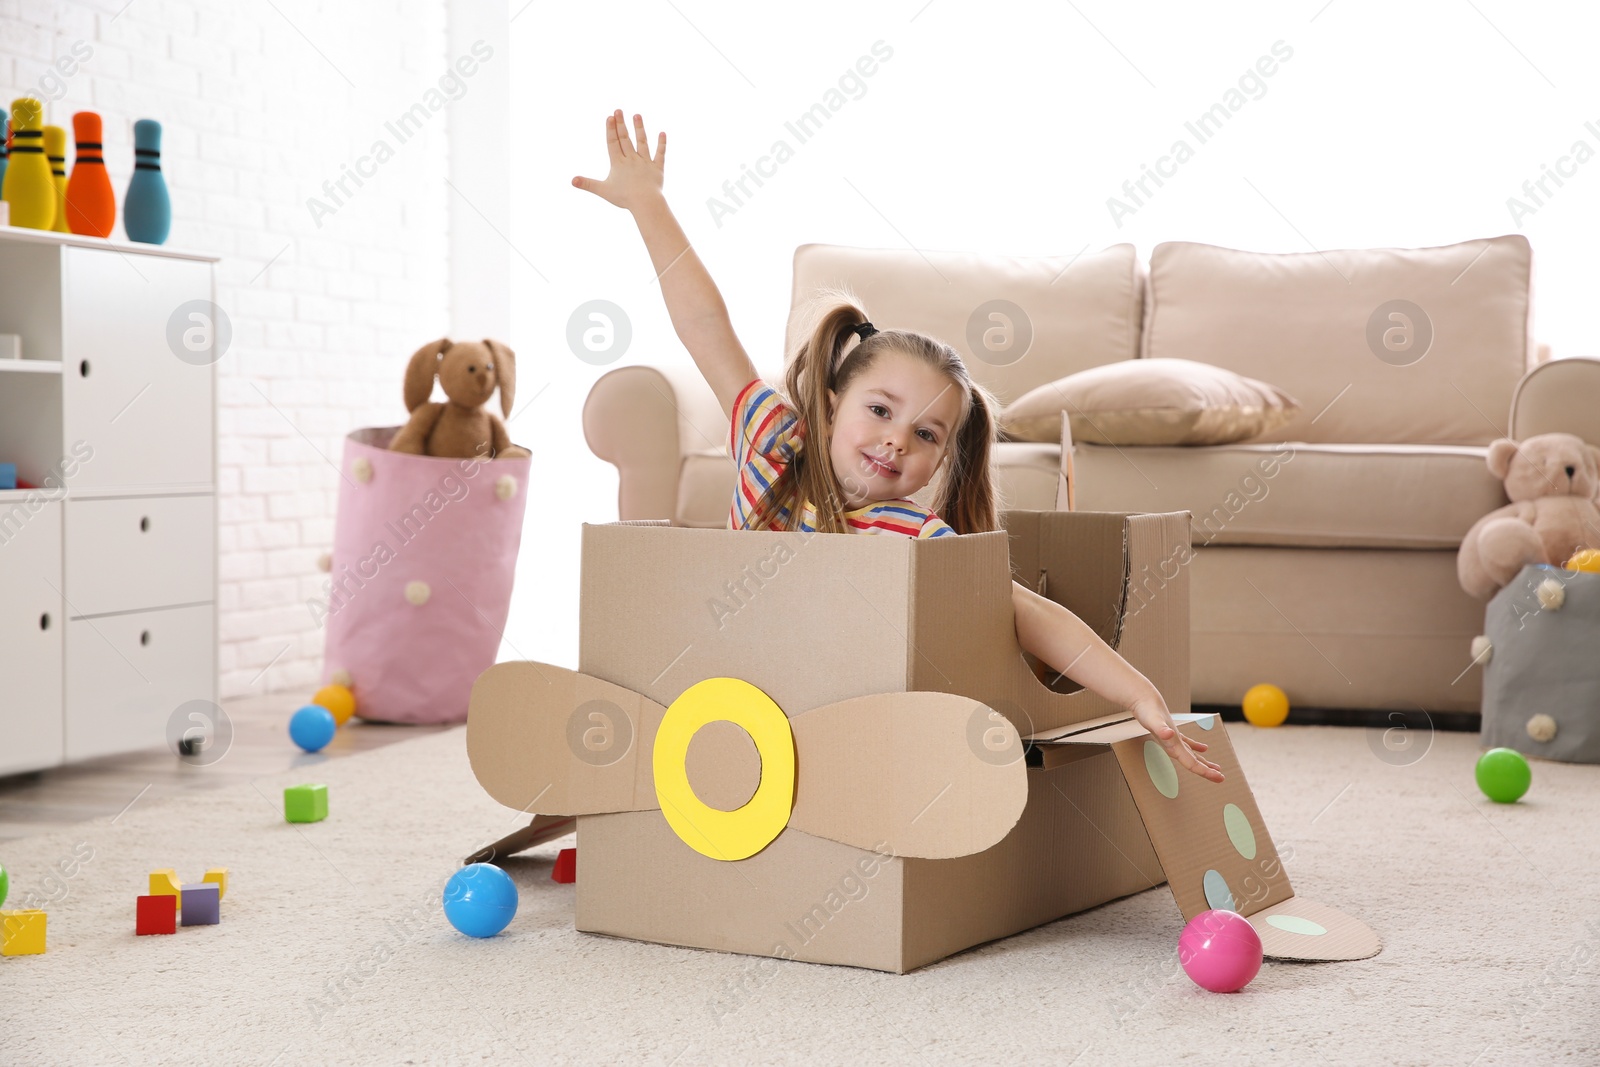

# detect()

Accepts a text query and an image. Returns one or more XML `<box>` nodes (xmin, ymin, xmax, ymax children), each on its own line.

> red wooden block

<box><xmin>137</xmin><ymin>893</ymin><xmax>176</xmax><ymax>935</ymax></box>
<box><xmin>551</xmin><ymin>847</ymin><xmax>576</xmax><ymax>884</ymax></box>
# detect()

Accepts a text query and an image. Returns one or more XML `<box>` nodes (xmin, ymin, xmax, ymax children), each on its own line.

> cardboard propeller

<box><xmin>467</xmin><ymin>661</ymin><xmax>1029</xmax><ymax>862</ymax></box>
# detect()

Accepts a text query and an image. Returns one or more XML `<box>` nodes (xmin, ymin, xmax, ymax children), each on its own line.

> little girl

<box><xmin>574</xmin><ymin>109</ymin><xmax>1223</xmax><ymax>783</ymax></box>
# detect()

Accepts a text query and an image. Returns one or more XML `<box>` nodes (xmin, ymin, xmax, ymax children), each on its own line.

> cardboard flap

<box><xmin>1023</xmin><ymin>711</ymin><xmax>1138</xmax><ymax>743</ymax></box>
<box><xmin>467</xmin><ymin>662</ymin><xmax>662</xmax><ymax>816</ymax></box>
<box><xmin>790</xmin><ymin>692</ymin><xmax>1028</xmax><ymax>859</ymax></box>
<box><xmin>1107</xmin><ymin>719</ymin><xmax>1296</xmax><ymax>921</ymax></box>
<box><xmin>1001</xmin><ymin>510</ymin><xmax>1127</xmax><ymax>649</ymax></box>
<box><xmin>1049</xmin><ymin>723</ymin><xmax>1152</xmax><ymax>748</ymax></box>
<box><xmin>1029</xmin><ymin>712</ymin><xmax>1218</xmax><ymax>747</ymax></box>
<box><xmin>1246</xmin><ymin>895</ymin><xmax>1382</xmax><ymax>962</ymax></box>
<box><xmin>1098</xmin><ymin>715</ymin><xmax>1381</xmax><ymax>959</ymax></box>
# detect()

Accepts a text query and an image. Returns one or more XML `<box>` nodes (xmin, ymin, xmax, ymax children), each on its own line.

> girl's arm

<box><xmin>573</xmin><ymin>110</ymin><xmax>758</xmax><ymax>422</ymax></box>
<box><xmin>1012</xmin><ymin>580</ymin><xmax>1225</xmax><ymax>783</ymax></box>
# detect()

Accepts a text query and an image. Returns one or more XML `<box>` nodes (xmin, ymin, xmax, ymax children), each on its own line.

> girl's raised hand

<box><xmin>571</xmin><ymin>109</ymin><xmax>666</xmax><ymax>212</ymax></box>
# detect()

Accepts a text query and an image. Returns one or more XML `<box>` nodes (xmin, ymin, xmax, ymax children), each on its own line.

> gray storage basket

<box><xmin>1480</xmin><ymin>563</ymin><xmax>1600</xmax><ymax>763</ymax></box>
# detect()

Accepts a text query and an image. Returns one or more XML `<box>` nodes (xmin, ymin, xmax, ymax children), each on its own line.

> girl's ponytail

<box><xmin>741</xmin><ymin>289</ymin><xmax>870</xmax><ymax>533</ymax></box>
<box><xmin>933</xmin><ymin>381</ymin><xmax>1001</xmax><ymax>536</ymax></box>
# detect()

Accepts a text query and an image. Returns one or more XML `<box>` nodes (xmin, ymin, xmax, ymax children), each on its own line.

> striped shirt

<box><xmin>727</xmin><ymin>377</ymin><xmax>957</xmax><ymax>538</ymax></box>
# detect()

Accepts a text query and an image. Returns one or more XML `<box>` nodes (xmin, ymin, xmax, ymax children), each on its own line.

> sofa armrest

<box><xmin>582</xmin><ymin>362</ymin><xmax>740</xmax><ymax>522</ymax></box>
<box><xmin>1509</xmin><ymin>355</ymin><xmax>1600</xmax><ymax>445</ymax></box>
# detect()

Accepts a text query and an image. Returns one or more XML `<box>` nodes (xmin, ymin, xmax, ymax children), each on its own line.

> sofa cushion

<box><xmin>1141</xmin><ymin>235</ymin><xmax>1533</xmax><ymax>446</ymax></box>
<box><xmin>787</xmin><ymin>243</ymin><xmax>1144</xmax><ymax>409</ymax></box>
<box><xmin>1071</xmin><ymin>440</ymin><xmax>1505</xmax><ymax>549</ymax></box>
<box><xmin>1000</xmin><ymin>358</ymin><xmax>1300</xmax><ymax>446</ymax></box>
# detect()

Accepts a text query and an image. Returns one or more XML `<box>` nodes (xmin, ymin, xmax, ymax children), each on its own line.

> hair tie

<box><xmin>832</xmin><ymin>321</ymin><xmax>878</xmax><ymax>377</ymax></box>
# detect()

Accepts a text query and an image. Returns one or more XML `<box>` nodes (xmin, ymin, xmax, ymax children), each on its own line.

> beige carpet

<box><xmin>1</xmin><ymin>721</ymin><xmax>1596</xmax><ymax>1066</ymax></box>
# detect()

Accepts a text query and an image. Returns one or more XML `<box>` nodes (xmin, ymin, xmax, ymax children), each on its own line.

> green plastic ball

<box><xmin>1475</xmin><ymin>747</ymin><xmax>1531</xmax><ymax>803</ymax></box>
<box><xmin>0</xmin><ymin>862</ymin><xmax>8</xmax><ymax>909</ymax></box>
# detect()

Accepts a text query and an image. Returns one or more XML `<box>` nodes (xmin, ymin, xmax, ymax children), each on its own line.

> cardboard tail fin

<box><xmin>1042</xmin><ymin>713</ymin><xmax>1381</xmax><ymax>961</ymax></box>
<box><xmin>463</xmin><ymin>814</ymin><xmax>578</xmax><ymax>865</ymax></box>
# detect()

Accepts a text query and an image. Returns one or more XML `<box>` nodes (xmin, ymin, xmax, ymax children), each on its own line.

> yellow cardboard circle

<box><xmin>653</xmin><ymin>678</ymin><xmax>795</xmax><ymax>861</ymax></box>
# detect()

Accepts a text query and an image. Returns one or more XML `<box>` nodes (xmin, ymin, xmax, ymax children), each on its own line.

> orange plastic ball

<box><xmin>1564</xmin><ymin>549</ymin><xmax>1600</xmax><ymax>574</ymax></box>
<box><xmin>1241</xmin><ymin>683</ymin><xmax>1289</xmax><ymax>728</ymax></box>
<box><xmin>312</xmin><ymin>683</ymin><xmax>357</xmax><ymax>726</ymax></box>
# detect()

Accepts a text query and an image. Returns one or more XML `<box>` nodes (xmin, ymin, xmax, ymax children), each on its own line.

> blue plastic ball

<box><xmin>288</xmin><ymin>704</ymin><xmax>338</xmax><ymax>753</ymax></box>
<box><xmin>443</xmin><ymin>863</ymin><xmax>519</xmax><ymax>938</ymax></box>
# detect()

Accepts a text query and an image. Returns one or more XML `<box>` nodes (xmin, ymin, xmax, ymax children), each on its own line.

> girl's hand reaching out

<box><xmin>1012</xmin><ymin>581</ymin><xmax>1226</xmax><ymax>784</ymax></box>
<box><xmin>572</xmin><ymin>109</ymin><xmax>665</xmax><ymax>212</ymax></box>
<box><xmin>1129</xmin><ymin>693</ymin><xmax>1226</xmax><ymax>783</ymax></box>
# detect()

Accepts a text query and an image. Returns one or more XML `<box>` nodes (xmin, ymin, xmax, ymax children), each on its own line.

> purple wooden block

<box><xmin>180</xmin><ymin>882</ymin><xmax>220</xmax><ymax>926</ymax></box>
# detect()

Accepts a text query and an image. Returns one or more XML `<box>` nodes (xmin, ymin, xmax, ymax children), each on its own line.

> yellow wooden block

<box><xmin>1</xmin><ymin>909</ymin><xmax>47</xmax><ymax>956</ymax></box>
<box><xmin>203</xmin><ymin>868</ymin><xmax>228</xmax><ymax>901</ymax></box>
<box><xmin>149</xmin><ymin>868</ymin><xmax>182</xmax><ymax>908</ymax></box>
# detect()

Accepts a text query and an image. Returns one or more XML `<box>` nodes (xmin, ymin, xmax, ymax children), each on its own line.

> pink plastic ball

<box><xmin>1178</xmin><ymin>909</ymin><xmax>1263</xmax><ymax>993</ymax></box>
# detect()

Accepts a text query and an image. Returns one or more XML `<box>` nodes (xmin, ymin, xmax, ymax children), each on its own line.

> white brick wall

<box><xmin>6</xmin><ymin>0</ymin><xmax>461</xmax><ymax>701</ymax></box>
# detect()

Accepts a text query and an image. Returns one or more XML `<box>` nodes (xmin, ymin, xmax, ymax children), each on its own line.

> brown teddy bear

<box><xmin>1457</xmin><ymin>432</ymin><xmax>1600</xmax><ymax>599</ymax></box>
<box><xmin>387</xmin><ymin>337</ymin><xmax>530</xmax><ymax>460</ymax></box>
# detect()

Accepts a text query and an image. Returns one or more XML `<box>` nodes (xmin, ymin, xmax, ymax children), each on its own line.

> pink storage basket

<box><xmin>318</xmin><ymin>427</ymin><xmax>531</xmax><ymax>724</ymax></box>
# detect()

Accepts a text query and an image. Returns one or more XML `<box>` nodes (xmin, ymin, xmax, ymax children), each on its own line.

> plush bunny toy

<box><xmin>387</xmin><ymin>337</ymin><xmax>530</xmax><ymax>460</ymax></box>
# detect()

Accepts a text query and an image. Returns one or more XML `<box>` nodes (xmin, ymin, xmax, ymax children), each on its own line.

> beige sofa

<box><xmin>583</xmin><ymin>237</ymin><xmax>1598</xmax><ymax>718</ymax></box>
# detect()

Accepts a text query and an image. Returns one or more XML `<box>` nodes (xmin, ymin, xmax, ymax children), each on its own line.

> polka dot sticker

<box><xmin>1195</xmin><ymin>713</ymin><xmax>1215</xmax><ymax>731</ymax></box>
<box><xmin>1143</xmin><ymin>741</ymin><xmax>1179</xmax><ymax>799</ymax></box>
<box><xmin>1223</xmin><ymin>803</ymin><xmax>1257</xmax><ymax>860</ymax></box>
<box><xmin>1202</xmin><ymin>869</ymin><xmax>1235</xmax><ymax>911</ymax></box>
<box><xmin>1266</xmin><ymin>914</ymin><xmax>1327</xmax><ymax>936</ymax></box>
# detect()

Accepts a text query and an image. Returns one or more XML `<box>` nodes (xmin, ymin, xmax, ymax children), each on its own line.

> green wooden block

<box><xmin>284</xmin><ymin>783</ymin><xmax>328</xmax><ymax>823</ymax></box>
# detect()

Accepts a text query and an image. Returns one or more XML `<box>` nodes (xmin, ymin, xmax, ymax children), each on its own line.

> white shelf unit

<box><xmin>0</xmin><ymin>227</ymin><xmax>219</xmax><ymax>776</ymax></box>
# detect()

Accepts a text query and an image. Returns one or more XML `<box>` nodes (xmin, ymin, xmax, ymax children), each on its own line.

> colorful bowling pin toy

<box><xmin>65</xmin><ymin>111</ymin><xmax>114</xmax><ymax>237</ymax></box>
<box><xmin>123</xmin><ymin>118</ymin><xmax>170</xmax><ymax>245</ymax></box>
<box><xmin>44</xmin><ymin>125</ymin><xmax>69</xmax><ymax>233</ymax></box>
<box><xmin>3</xmin><ymin>99</ymin><xmax>55</xmax><ymax>230</ymax></box>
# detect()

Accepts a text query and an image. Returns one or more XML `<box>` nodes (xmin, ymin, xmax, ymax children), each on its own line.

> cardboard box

<box><xmin>468</xmin><ymin>510</ymin><xmax>1378</xmax><ymax>973</ymax></box>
